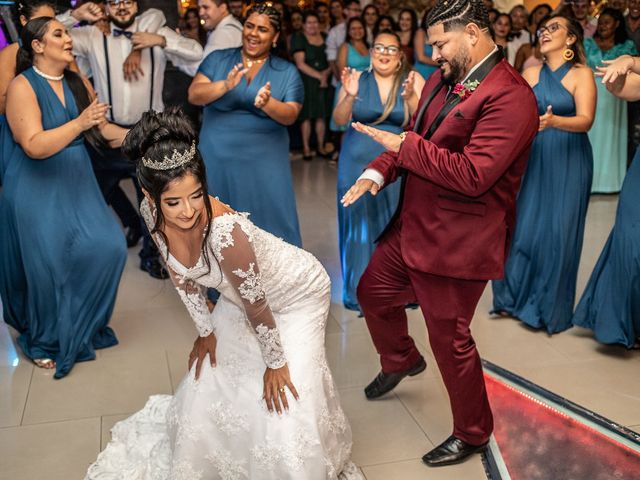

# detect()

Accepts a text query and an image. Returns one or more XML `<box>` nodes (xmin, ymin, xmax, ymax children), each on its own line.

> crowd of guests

<box><xmin>0</xmin><ymin>0</ymin><xmax>639</xmax><ymax>380</ymax></box>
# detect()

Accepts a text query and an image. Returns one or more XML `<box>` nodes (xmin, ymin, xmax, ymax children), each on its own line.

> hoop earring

<box><xmin>562</xmin><ymin>45</ymin><xmax>575</xmax><ymax>62</ymax></box>
<box><xmin>272</xmin><ymin>41</ymin><xmax>277</xmax><ymax>48</ymax></box>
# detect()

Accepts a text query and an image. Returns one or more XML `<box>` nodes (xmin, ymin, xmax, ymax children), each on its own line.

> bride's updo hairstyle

<box><xmin>123</xmin><ymin>107</ymin><xmax>214</xmax><ymax>273</ymax></box>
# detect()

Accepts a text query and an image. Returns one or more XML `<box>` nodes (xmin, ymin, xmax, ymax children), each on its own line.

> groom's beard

<box><xmin>439</xmin><ymin>48</ymin><xmax>470</xmax><ymax>86</ymax></box>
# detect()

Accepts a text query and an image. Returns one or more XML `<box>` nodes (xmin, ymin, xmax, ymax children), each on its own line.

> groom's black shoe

<box><xmin>422</xmin><ymin>435</ymin><xmax>489</xmax><ymax>467</ymax></box>
<box><xmin>364</xmin><ymin>356</ymin><xmax>426</xmax><ymax>399</ymax></box>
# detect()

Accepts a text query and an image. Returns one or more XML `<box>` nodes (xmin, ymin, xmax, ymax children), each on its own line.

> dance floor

<box><xmin>1</xmin><ymin>157</ymin><xmax>639</xmax><ymax>479</ymax></box>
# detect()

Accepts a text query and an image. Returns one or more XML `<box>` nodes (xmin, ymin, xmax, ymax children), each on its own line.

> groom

<box><xmin>341</xmin><ymin>0</ymin><xmax>539</xmax><ymax>467</ymax></box>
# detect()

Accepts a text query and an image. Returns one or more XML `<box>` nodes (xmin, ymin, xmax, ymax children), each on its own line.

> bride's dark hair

<box><xmin>122</xmin><ymin>107</ymin><xmax>214</xmax><ymax>276</ymax></box>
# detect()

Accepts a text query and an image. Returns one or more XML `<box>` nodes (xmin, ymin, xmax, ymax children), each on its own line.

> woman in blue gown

<box><xmin>584</xmin><ymin>8</ymin><xmax>638</xmax><ymax>193</ymax></box>
<box><xmin>0</xmin><ymin>17</ymin><xmax>127</xmax><ymax>378</ymax></box>
<box><xmin>572</xmin><ymin>53</ymin><xmax>640</xmax><ymax>347</ymax></box>
<box><xmin>492</xmin><ymin>14</ymin><xmax>596</xmax><ymax>334</ymax></box>
<box><xmin>333</xmin><ymin>31</ymin><xmax>423</xmax><ymax>311</ymax></box>
<box><xmin>188</xmin><ymin>4</ymin><xmax>303</xmax><ymax>247</ymax></box>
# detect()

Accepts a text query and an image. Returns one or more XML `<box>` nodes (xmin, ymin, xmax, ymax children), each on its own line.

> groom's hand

<box><xmin>189</xmin><ymin>333</ymin><xmax>217</xmax><ymax>380</ymax></box>
<box><xmin>341</xmin><ymin>178</ymin><xmax>380</xmax><ymax>207</ymax></box>
<box><xmin>352</xmin><ymin>121</ymin><xmax>403</xmax><ymax>152</ymax></box>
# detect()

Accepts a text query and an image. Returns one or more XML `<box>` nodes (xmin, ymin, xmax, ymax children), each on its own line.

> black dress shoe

<box><xmin>422</xmin><ymin>435</ymin><xmax>489</xmax><ymax>467</ymax></box>
<box><xmin>125</xmin><ymin>225</ymin><xmax>142</xmax><ymax>248</ymax></box>
<box><xmin>140</xmin><ymin>257</ymin><xmax>169</xmax><ymax>280</ymax></box>
<box><xmin>364</xmin><ymin>356</ymin><xmax>426</xmax><ymax>399</ymax></box>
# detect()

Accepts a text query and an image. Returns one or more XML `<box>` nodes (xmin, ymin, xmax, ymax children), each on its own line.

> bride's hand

<box><xmin>263</xmin><ymin>364</ymin><xmax>299</xmax><ymax>415</ymax></box>
<box><xmin>189</xmin><ymin>333</ymin><xmax>217</xmax><ymax>381</ymax></box>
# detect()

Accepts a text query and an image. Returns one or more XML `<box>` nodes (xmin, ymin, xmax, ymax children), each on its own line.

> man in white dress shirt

<box><xmin>326</xmin><ymin>0</ymin><xmax>362</xmax><ymax>82</ymax></box>
<box><xmin>175</xmin><ymin>0</ymin><xmax>243</xmax><ymax>78</ymax></box>
<box><xmin>69</xmin><ymin>0</ymin><xmax>203</xmax><ymax>279</ymax></box>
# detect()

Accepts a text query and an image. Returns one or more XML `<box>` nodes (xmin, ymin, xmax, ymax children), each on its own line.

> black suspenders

<box><xmin>102</xmin><ymin>33</ymin><xmax>155</xmax><ymax>123</ymax></box>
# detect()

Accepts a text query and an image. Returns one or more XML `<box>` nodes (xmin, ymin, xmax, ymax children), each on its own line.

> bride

<box><xmin>86</xmin><ymin>108</ymin><xmax>362</xmax><ymax>479</ymax></box>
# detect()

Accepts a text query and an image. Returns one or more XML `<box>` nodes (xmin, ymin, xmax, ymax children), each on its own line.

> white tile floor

<box><xmin>1</xmin><ymin>158</ymin><xmax>638</xmax><ymax>480</ymax></box>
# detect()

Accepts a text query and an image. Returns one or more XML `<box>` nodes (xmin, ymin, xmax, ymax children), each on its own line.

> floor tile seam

<box><xmin>358</xmin><ymin>456</ymin><xmax>426</xmax><ymax>468</ymax></box>
<box><xmin>5</xmin><ymin>415</ymin><xmax>102</xmax><ymax>429</ymax></box>
<box><xmin>393</xmin><ymin>391</ymin><xmax>437</xmax><ymax>448</ymax></box>
<box><xmin>18</xmin><ymin>365</ymin><xmax>34</xmax><ymax>426</ymax></box>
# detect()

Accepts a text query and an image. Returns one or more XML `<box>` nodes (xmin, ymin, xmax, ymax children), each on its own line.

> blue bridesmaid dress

<box><xmin>572</xmin><ymin>150</ymin><xmax>640</xmax><ymax>347</ymax></box>
<box><xmin>492</xmin><ymin>62</ymin><xmax>593</xmax><ymax>333</ymax></box>
<box><xmin>330</xmin><ymin>44</ymin><xmax>370</xmax><ymax>133</ymax></box>
<box><xmin>0</xmin><ymin>68</ymin><xmax>127</xmax><ymax>378</ymax></box>
<box><xmin>337</xmin><ymin>71</ymin><xmax>403</xmax><ymax>310</ymax></box>
<box><xmin>197</xmin><ymin>48</ymin><xmax>303</xmax><ymax>247</ymax></box>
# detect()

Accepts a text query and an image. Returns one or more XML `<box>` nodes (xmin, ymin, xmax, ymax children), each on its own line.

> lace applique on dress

<box><xmin>205</xmin><ymin>448</ymin><xmax>248</xmax><ymax>480</ymax></box>
<box><xmin>174</xmin><ymin>280</ymin><xmax>213</xmax><ymax>337</ymax></box>
<box><xmin>251</xmin><ymin>431</ymin><xmax>317</xmax><ymax>471</ymax></box>
<box><xmin>170</xmin><ymin>460</ymin><xmax>204</xmax><ymax>480</ymax></box>
<box><xmin>232</xmin><ymin>262</ymin><xmax>266</xmax><ymax>304</ymax></box>
<box><xmin>255</xmin><ymin>324</ymin><xmax>286</xmax><ymax>369</ymax></box>
<box><xmin>208</xmin><ymin>401</ymin><xmax>250</xmax><ymax>435</ymax></box>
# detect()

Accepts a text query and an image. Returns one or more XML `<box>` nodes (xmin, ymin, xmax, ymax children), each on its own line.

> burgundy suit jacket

<box><xmin>369</xmin><ymin>59</ymin><xmax>539</xmax><ymax>280</ymax></box>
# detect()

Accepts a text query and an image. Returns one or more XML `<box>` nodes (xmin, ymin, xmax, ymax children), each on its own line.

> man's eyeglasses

<box><xmin>536</xmin><ymin>22</ymin><xmax>567</xmax><ymax>38</ymax></box>
<box><xmin>372</xmin><ymin>44</ymin><xmax>400</xmax><ymax>55</ymax></box>
<box><xmin>107</xmin><ymin>0</ymin><xmax>135</xmax><ymax>7</ymax></box>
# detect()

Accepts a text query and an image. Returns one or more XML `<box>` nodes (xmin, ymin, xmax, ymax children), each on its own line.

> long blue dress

<box><xmin>491</xmin><ymin>62</ymin><xmax>593</xmax><ymax>334</ymax></box>
<box><xmin>198</xmin><ymin>48</ymin><xmax>303</xmax><ymax>247</ymax></box>
<box><xmin>584</xmin><ymin>38</ymin><xmax>638</xmax><ymax>193</ymax></box>
<box><xmin>0</xmin><ymin>68</ymin><xmax>127</xmax><ymax>378</ymax></box>
<box><xmin>572</xmin><ymin>150</ymin><xmax>640</xmax><ymax>347</ymax></box>
<box><xmin>337</xmin><ymin>71</ymin><xmax>403</xmax><ymax>310</ymax></box>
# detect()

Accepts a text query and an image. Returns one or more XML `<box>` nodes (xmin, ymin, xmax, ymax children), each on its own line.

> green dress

<box><xmin>585</xmin><ymin>38</ymin><xmax>638</xmax><ymax>193</ymax></box>
<box><xmin>290</xmin><ymin>32</ymin><xmax>329</xmax><ymax>120</ymax></box>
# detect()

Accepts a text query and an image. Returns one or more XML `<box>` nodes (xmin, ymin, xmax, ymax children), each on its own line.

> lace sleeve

<box><xmin>216</xmin><ymin>221</ymin><xmax>286</xmax><ymax>369</ymax></box>
<box><xmin>166</xmin><ymin>265</ymin><xmax>214</xmax><ymax>338</ymax></box>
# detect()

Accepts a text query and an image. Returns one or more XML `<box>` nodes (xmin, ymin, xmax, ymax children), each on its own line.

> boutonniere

<box><xmin>452</xmin><ymin>79</ymin><xmax>481</xmax><ymax>100</ymax></box>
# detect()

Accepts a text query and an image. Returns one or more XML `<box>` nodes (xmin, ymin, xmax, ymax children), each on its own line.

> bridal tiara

<box><xmin>142</xmin><ymin>141</ymin><xmax>197</xmax><ymax>170</ymax></box>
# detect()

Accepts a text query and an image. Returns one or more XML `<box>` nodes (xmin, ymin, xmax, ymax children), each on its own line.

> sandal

<box><xmin>34</xmin><ymin>358</ymin><xmax>55</xmax><ymax>369</ymax></box>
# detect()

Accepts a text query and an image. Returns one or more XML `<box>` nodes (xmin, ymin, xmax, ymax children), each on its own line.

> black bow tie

<box><xmin>512</xmin><ymin>31</ymin><xmax>522</xmax><ymax>39</ymax></box>
<box><xmin>113</xmin><ymin>28</ymin><xmax>133</xmax><ymax>39</ymax></box>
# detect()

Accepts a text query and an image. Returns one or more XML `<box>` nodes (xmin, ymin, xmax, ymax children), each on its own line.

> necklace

<box><xmin>33</xmin><ymin>65</ymin><xmax>64</xmax><ymax>81</ymax></box>
<box><xmin>242</xmin><ymin>53</ymin><xmax>268</xmax><ymax>68</ymax></box>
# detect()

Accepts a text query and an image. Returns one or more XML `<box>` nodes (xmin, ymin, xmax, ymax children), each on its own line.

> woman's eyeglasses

<box><xmin>372</xmin><ymin>44</ymin><xmax>400</xmax><ymax>55</ymax></box>
<box><xmin>536</xmin><ymin>22</ymin><xmax>567</xmax><ymax>38</ymax></box>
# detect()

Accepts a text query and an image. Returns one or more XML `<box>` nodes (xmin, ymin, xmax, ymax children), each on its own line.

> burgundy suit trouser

<box><xmin>357</xmin><ymin>224</ymin><xmax>494</xmax><ymax>445</ymax></box>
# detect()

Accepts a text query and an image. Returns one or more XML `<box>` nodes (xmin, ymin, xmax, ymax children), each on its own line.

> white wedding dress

<box><xmin>86</xmin><ymin>199</ymin><xmax>362</xmax><ymax>480</ymax></box>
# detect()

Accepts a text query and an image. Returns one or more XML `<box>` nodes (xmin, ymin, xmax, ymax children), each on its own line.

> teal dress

<box><xmin>492</xmin><ymin>63</ymin><xmax>593</xmax><ymax>333</ymax></box>
<box><xmin>572</xmin><ymin>149</ymin><xmax>640</xmax><ymax>347</ymax></box>
<box><xmin>197</xmin><ymin>48</ymin><xmax>303</xmax><ymax>247</ymax></box>
<box><xmin>0</xmin><ymin>68</ymin><xmax>127</xmax><ymax>378</ymax></box>
<box><xmin>330</xmin><ymin>44</ymin><xmax>370</xmax><ymax>132</ymax></box>
<box><xmin>585</xmin><ymin>38</ymin><xmax>638</xmax><ymax>193</ymax></box>
<box><xmin>414</xmin><ymin>44</ymin><xmax>438</xmax><ymax>79</ymax></box>
<box><xmin>337</xmin><ymin>71</ymin><xmax>403</xmax><ymax>310</ymax></box>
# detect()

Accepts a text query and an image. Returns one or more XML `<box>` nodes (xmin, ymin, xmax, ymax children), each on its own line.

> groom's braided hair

<box><xmin>426</xmin><ymin>0</ymin><xmax>489</xmax><ymax>31</ymax></box>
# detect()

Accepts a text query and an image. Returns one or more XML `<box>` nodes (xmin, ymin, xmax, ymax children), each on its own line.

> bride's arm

<box><xmin>216</xmin><ymin>220</ymin><xmax>299</xmax><ymax>414</ymax></box>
